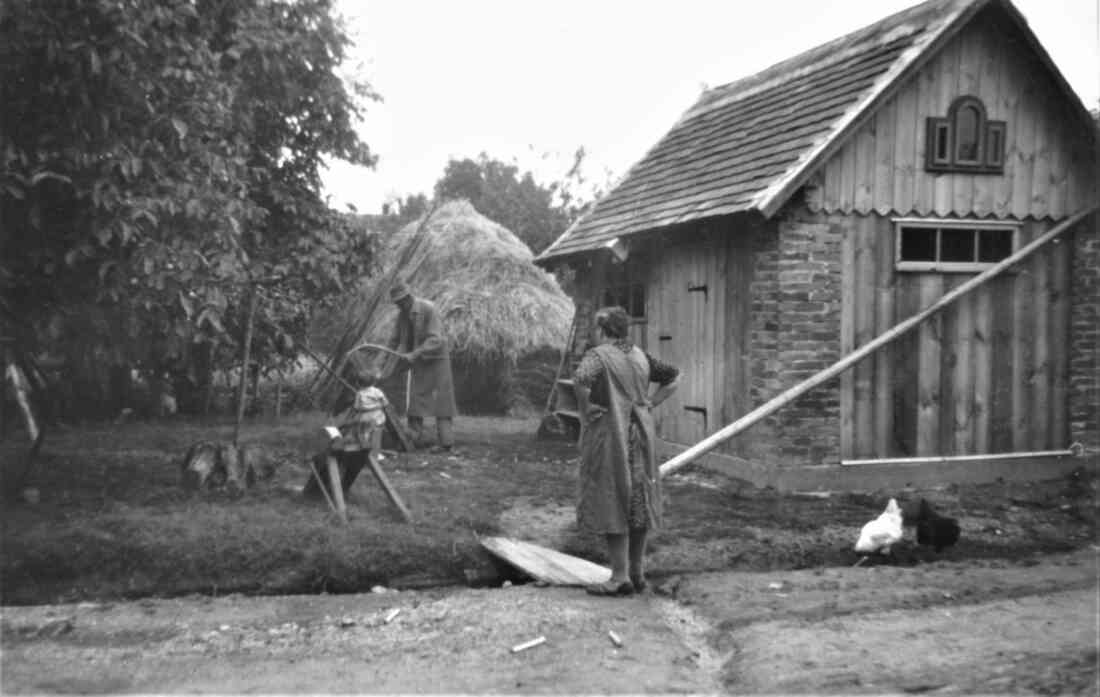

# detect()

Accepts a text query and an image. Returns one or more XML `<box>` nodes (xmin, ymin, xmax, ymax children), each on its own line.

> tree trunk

<box><xmin>201</xmin><ymin>342</ymin><xmax>215</xmax><ymax>418</ymax></box>
<box><xmin>234</xmin><ymin>290</ymin><xmax>259</xmax><ymax>447</ymax></box>
<box><xmin>274</xmin><ymin>371</ymin><xmax>283</xmax><ymax>420</ymax></box>
<box><xmin>249</xmin><ymin>363</ymin><xmax>261</xmax><ymax>416</ymax></box>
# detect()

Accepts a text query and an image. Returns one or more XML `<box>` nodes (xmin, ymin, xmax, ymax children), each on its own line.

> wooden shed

<box><xmin>536</xmin><ymin>0</ymin><xmax>1098</xmax><ymax>487</ymax></box>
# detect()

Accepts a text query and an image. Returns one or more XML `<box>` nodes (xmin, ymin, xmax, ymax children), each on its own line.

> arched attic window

<box><xmin>925</xmin><ymin>96</ymin><xmax>1005</xmax><ymax>174</ymax></box>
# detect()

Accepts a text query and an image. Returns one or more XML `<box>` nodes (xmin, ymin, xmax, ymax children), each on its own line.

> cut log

<box><xmin>220</xmin><ymin>443</ymin><xmax>245</xmax><ymax>497</ymax></box>
<box><xmin>239</xmin><ymin>443</ymin><xmax>276</xmax><ymax>483</ymax></box>
<box><xmin>181</xmin><ymin>441</ymin><xmax>276</xmax><ymax>493</ymax></box>
<box><xmin>181</xmin><ymin>442</ymin><xmax>219</xmax><ymax>490</ymax></box>
<box><xmin>479</xmin><ymin>536</ymin><xmax>611</xmax><ymax>587</ymax></box>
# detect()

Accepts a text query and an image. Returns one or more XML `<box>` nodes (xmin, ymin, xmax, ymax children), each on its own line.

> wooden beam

<box><xmin>840</xmin><ymin>222</ymin><xmax>855</xmax><ymax>459</ymax></box>
<box><xmin>1030</xmin><ymin>247</ymin><xmax>1052</xmax><ymax>449</ymax></box>
<box><xmin>916</xmin><ymin>275</ymin><xmax>943</xmax><ymax>456</ymax></box>
<box><xmin>874</xmin><ymin>213</ymin><xmax>896</xmax><ymax>457</ymax></box>
<box><xmin>1011</xmin><ymin>224</ymin><xmax>1035</xmax><ymax>451</ymax></box>
<box><xmin>972</xmin><ymin>285</ymin><xmax>993</xmax><ymax>453</ymax></box>
<box><xmin>366</xmin><ymin>452</ymin><xmax>413</xmax><ymax>523</ymax></box>
<box><xmin>659</xmin><ymin>206</ymin><xmax>1096</xmax><ymax>477</ymax></box>
<box><xmin>325</xmin><ymin>454</ymin><xmax>348</xmax><ymax>523</ymax></box>
<box><xmin>952</xmin><ymin>282</ymin><xmax>975</xmax><ymax>456</ymax></box>
<box><xmin>1049</xmin><ymin>235</ymin><xmax>1071</xmax><ymax>446</ymax></box>
<box><xmin>853</xmin><ymin>217</ymin><xmax>876</xmax><ymax>458</ymax></box>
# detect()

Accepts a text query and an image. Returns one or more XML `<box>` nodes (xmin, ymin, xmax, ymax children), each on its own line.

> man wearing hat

<box><xmin>385</xmin><ymin>281</ymin><xmax>456</xmax><ymax>451</ymax></box>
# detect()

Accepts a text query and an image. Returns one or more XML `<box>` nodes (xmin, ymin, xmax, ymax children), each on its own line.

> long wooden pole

<box><xmin>659</xmin><ymin>206</ymin><xmax>1096</xmax><ymax>478</ymax></box>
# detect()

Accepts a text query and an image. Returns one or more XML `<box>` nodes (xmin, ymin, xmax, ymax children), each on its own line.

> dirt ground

<box><xmin>2</xmin><ymin>548</ymin><xmax>1096</xmax><ymax>694</ymax></box>
<box><xmin>4</xmin><ymin>502</ymin><xmax>1099</xmax><ymax>692</ymax></box>
<box><xmin>2</xmin><ymin>416</ymin><xmax>1098</xmax><ymax>693</ymax></box>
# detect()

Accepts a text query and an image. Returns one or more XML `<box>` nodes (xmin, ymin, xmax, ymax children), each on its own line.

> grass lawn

<box><xmin>2</xmin><ymin>412</ymin><xmax>1095</xmax><ymax>605</ymax></box>
<box><xmin>2</xmin><ymin>414</ymin><xmax>578</xmax><ymax>604</ymax></box>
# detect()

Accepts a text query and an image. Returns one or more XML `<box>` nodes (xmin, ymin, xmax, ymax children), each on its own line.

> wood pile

<box><xmin>181</xmin><ymin>441</ymin><xmax>277</xmax><ymax>495</ymax></box>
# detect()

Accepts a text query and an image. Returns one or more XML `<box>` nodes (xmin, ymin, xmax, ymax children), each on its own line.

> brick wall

<box><xmin>744</xmin><ymin>211</ymin><xmax>845</xmax><ymax>465</ymax></box>
<box><xmin>1068</xmin><ymin>217</ymin><xmax>1099</xmax><ymax>454</ymax></box>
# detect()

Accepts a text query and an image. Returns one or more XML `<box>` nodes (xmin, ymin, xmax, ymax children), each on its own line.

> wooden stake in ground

<box><xmin>233</xmin><ymin>288</ymin><xmax>259</xmax><ymax>447</ymax></box>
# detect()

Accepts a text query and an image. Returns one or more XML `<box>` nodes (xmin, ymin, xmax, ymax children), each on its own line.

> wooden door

<box><xmin>647</xmin><ymin>231</ymin><xmax>725</xmax><ymax>446</ymax></box>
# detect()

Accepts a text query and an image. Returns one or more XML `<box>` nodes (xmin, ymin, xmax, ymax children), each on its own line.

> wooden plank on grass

<box><xmin>480</xmin><ymin>536</ymin><xmax>612</xmax><ymax>587</ymax></box>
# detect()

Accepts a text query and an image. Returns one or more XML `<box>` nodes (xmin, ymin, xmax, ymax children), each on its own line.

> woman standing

<box><xmin>573</xmin><ymin>306</ymin><xmax>680</xmax><ymax>596</ymax></box>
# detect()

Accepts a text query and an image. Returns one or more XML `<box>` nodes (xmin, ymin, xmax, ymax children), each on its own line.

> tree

<box><xmin>432</xmin><ymin>149</ymin><xmax>607</xmax><ymax>254</ymax></box>
<box><xmin>0</xmin><ymin>0</ymin><xmax>379</xmax><ymax>418</ymax></box>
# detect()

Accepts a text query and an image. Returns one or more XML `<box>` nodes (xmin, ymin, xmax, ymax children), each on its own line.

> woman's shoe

<box><xmin>585</xmin><ymin>580</ymin><xmax>634</xmax><ymax>597</ymax></box>
<box><xmin>630</xmin><ymin>576</ymin><xmax>647</xmax><ymax>593</ymax></box>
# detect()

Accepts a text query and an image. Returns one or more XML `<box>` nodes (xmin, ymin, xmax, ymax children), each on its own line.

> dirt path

<box><xmin>675</xmin><ymin>548</ymin><xmax>1098</xmax><ymax>694</ymax></box>
<box><xmin>1</xmin><ymin>586</ymin><xmax>707</xmax><ymax>694</ymax></box>
<box><xmin>3</xmin><ymin>549</ymin><xmax>1096</xmax><ymax>694</ymax></box>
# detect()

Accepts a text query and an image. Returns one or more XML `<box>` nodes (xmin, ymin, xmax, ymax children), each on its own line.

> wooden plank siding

<box><xmin>814</xmin><ymin>13</ymin><xmax>1094</xmax><ymax>222</ymax></box>
<box><xmin>834</xmin><ymin>212</ymin><xmax>1072</xmax><ymax>459</ymax></box>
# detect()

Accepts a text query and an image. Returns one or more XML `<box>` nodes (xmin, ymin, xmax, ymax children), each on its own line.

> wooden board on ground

<box><xmin>479</xmin><ymin>536</ymin><xmax>611</xmax><ymax>587</ymax></box>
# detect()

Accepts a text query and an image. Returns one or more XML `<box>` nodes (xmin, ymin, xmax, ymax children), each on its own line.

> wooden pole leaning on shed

<box><xmin>659</xmin><ymin>206</ymin><xmax>1097</xmax><ymax>479</ymax></box>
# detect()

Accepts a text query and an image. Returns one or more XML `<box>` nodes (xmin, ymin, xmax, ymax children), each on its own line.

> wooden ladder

<box><xmin>541</xmin><ymin>311</ymin><xmax>584</xmax><ymax>435</ymax></box>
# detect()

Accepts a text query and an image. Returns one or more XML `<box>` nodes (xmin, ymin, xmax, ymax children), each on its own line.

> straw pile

<box><xmin>330</xmin><ymin>200</ymin><xmax>574</xmax><ymax>413</ymax></box>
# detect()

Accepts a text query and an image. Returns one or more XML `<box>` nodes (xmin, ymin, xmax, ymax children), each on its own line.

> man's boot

<box><xmin>433</xmin><ymin>417</ymin><xmax>454</xmax><ymax>453</ymax></box>
<box><xmin>407</xmin><ymin>416</ymin><xmax>427</xmax><ymax>449</ymax></box>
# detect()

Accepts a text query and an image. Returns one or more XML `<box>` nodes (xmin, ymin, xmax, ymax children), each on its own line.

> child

<box><xmin>334</xmin><ymin>371</ymin><xmax>388</xmax><ymax>452</ymax></box>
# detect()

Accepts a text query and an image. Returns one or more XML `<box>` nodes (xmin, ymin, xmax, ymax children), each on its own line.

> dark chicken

<box><xmin>913</xmin><ymin>499</ymin><xmax>961</xmax><ymax>552</ymax></box>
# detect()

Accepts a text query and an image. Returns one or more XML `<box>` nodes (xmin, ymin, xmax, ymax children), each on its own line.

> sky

<box><xmin>320</xmin><ymin>0</ymin><xmax>1100</xmax><ymax>215</ymax></box>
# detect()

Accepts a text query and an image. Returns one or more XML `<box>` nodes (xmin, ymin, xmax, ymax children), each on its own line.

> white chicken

<box><xmin>854</xmin><ymin>498</ymin><xmax>904</xmax><ymax>556</ymax></box>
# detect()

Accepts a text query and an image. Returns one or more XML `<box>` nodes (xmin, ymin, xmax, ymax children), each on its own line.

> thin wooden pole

<box><xmin>233</xmin><ymin>288</ymin><xmax>259</xmax><ymax>447</ymax></box>
<box><xmin>659</xmin><ymin>206</ymin><xmax>1096</xmax><ymax>478</ymax></box>
<box><xmin>274</xmin><ymin>370</ymin><xmax>284</xmax><ymax>421</ymax></box>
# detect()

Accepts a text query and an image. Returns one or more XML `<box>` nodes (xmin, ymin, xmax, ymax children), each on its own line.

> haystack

<box><xmin>333</xmin><ymin>200</ymin><xmax>574</xmax><ymax>414</ymax></box>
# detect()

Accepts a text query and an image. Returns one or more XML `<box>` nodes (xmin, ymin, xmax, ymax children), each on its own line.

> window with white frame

<box><xmin>894</xmin><ymin>219</ymin><xmax>1018</xmax><ymax>272</ymax></box>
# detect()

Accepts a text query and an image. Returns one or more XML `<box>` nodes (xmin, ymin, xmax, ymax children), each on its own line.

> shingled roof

<box><xmin>536</xmin><ymin>0</ymin><xmax>1085</xmax><ymax>262</ymax></box>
